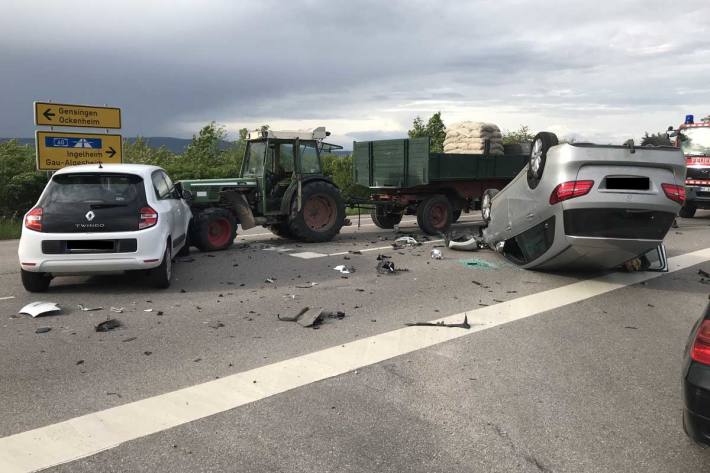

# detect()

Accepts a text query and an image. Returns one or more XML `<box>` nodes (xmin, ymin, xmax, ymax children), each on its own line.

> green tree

<box><xmin>502</xmin><ymin>125</ymin><xmax>535</xmax><ymax>145</ymax></box>
<box><xmin>701</xmin><ymin>115</ymin><xmax>710</xmax><ymax>123</ymax></box>
<box><xmin>0</xmin><ymin>140</ymin><xmax>46</xmax><ymax>218</ymax></box>
<box><xmin>408</xmin><ymin>112</ymin><xmax>446</xmax><ymax>152</ymax></box>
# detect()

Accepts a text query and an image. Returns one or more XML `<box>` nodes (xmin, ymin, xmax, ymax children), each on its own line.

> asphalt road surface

<box><xmin>1</xmin><ymin>212</ymin><xmax>710</xmax><ymax>472</ymax></box>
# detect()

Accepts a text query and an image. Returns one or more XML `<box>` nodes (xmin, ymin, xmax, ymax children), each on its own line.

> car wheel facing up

<box><xmin>527</xmin><ymin>132</ymin><xmax>559</xmax><ymax>189</ymax></box>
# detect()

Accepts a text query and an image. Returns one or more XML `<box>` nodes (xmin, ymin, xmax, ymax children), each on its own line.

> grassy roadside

<box><xmin>0</xmin><ymin>218</ymin><xmax>21</xmax><ymax>240</ymax></box>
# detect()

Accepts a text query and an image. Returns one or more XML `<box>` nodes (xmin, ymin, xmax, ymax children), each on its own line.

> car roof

<box><xmin>53</xmin><ymin>163</ymin><xmax>164</xmax><ymax>178</ymax></box>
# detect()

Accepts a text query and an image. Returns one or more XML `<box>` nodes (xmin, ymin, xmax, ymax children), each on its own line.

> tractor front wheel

<box><xmin>288</xmin><ymin>181</ymin><xmax>345</xmax><ymax>242</ymax></box>
<box><xmin>193</xmin><ymin>208</ymin><xmax>237</xmax><ymax>251</ymax></box>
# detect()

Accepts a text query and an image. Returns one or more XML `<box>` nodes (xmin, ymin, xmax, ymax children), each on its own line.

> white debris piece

<box><xmin>394</xmin><ymin>236</ymin><xmax>420</xmax><ymax>248</ymax></box>
<box><xmin>77</xmin><ymin>304</ymin><xmax>103</xmax><ymax>311</ymax></box>
<box><xmin>19</xmin><ymin>301</ymin><xmax>61</xmax><ymax>318</ymax></box>
<box><xmin>333</xmin><ymin>265</ymin><xmax>355</xmax><ymax>274</ymax></box>
<box><xmin>110</xmin><ymin>307</ymin><xmax>124</xmax><ymax>313</ymax></box>
<box><xmin>431</xmin><ymin>249</ymin><xmax>443</xmax><ymax>260</ymax></box>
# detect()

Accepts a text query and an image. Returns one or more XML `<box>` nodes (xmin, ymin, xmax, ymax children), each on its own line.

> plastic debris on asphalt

<box><xmin>295</xmin><ymin>282</ymin><xmax>318</xmax><ymax>288</ymax></box>
<box><xmin>333</xmin><ymin>265</ymin><xmax>355</xmax><ymax>274</ymax></box>
<box><xmin>431</xmin><ymin>249</ymin><xmax>443</xmax><ymax>260</ymax></box>
<box><xmin>77</xmin><ymin>304</ymin><xmax>103</xmax><ymax>311</ymax></box>
<box><xmin>278</xmin><ymin>307</ymin><xmax>346</xmax><ymax>328</ymax></box>
<box><xmin>110</xmin><ymin>307</ymin><xmax>124</xmax><ymax>313</ymax></box>
<box><xmin>376</xmin><ymin>254</ymin><xmax>408</xmax><ymax>274</ymax></box>
<box><xmin>19</xmin><ymin>301</ymin><xmax>61</xmax><ymax>318</ymax></box>
<box><xmin>392</xmin><ymin>236</ymin><xmax>420</xmax><ymax>249</ymax></box>
<box><xmin>405</xmin><ymin>314</ymin><xmax>471</xmax><ymax>329</ymax></box>
<box><xmin>95</xmin><ymin>318</ymin><xmax>122</xmax><ymax>332</ymax></box>
<box><xmin>35</xmin><ymin>327</ymin><xmax>52</xmax><ymax>334</ymax></box>
<box><xmin>265</xmin><ymin>277</ymin><xmax>276</xmax><ymax>284</ymax></box>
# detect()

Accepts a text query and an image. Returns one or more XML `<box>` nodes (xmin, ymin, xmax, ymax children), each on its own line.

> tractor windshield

<box><xmin>243</xmin><ymin>141</ymin><xmax>267</xmax><ymax>176</ymax></box>
<box><xmin>681</xmin><ymin>127</ymin><xmax>710</xmax><ymax>156</ymax></box>
<box><xmin>299</xmin><ymin>142</ymin><xmax>321</xmax><ymax>174</ymax></box>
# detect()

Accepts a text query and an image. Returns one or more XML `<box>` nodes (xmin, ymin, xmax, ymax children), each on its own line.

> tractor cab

<box><xmin>240</xmin><ymin>127</ymin><xmax>342</xmax><ymax>215</ymax></box>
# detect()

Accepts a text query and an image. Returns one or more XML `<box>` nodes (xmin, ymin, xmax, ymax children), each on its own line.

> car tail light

<box><xmin>549</xmin><ymin>180</ymin><xmax>594</xmax><ymax>205</ymax></box>
<box><xmin>691</xmin><ymin>320</ymin><xmax>710</xmax><ymax>365</ymax></box>
<box><xmin>24</xmin><ymin>207</ymin><xmax>43</xmax><ymax>232</ymax></box>
<box><xmin>661</xmin><ymin>183</ymin><xmax>685</xmax><ymax>204</ymax></box>
<box><xmin>139</xmin><ymin>207</ymin><xmax>158</xmax><ymax>229</ymax></box>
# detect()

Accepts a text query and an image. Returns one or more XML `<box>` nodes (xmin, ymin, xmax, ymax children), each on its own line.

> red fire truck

<box><xmin>671</xmin><ymin>115</ymin><xmax>710</xmax><ymax>218</ymax></box>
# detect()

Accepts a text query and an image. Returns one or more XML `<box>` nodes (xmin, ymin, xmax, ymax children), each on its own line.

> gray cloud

<box><xmin>1</xmin><ymin>0</ymin><xmax>709</xmax><ymax>147</ymax></box>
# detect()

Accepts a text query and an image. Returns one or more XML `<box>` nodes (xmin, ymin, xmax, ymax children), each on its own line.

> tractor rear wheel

<box><xmin>288</xmin><ymin>181</ymin><xmax>345</xmax><ymax>242</ymax></box>
<box><xmin>193</xmin><ymin>208</ymin><xmax>237</xmax><ymax>251</ymax></box>
<box><xmin>417</xmin><ymin>194</ymin><xmax>453</xmax><ymax>235</ymax></box>
<box><xmin>371</xmin><ymin>207</ymin><xmax>403</xmax><ymax>229</ymax></box>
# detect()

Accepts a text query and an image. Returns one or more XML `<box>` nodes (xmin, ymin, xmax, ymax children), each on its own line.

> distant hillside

<box><xmin>1</xmin><ymin>137</ymin><xmax>351</xmax><ymax>155</ymax></box>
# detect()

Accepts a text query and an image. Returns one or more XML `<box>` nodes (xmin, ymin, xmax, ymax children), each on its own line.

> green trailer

<box><xmin>352</xmin><ymin>137</ymin><xmax>528</xmax><ymax>234</ymax></box>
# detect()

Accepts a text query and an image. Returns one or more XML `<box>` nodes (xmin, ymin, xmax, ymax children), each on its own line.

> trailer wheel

<box><xmin>679</xmin><ymin>205</ymin><xmax>696</xmax><ymax>218</ymax></box>
<box><xmin>452</xmin><ymin>209</ymin><xmax>462</xmax><ymax>223</ymax></box>
<box><xmin>194</xmin><ymin>208</ymin><xmax>237</xmax><ymax>251</ymax></box>
<box><xmin>288</xmin><ymin>181</ymin><xmax>345</xmax><ymax>242</ymax></box>
<box><xmin>417</xmin><ymin>194</ymin><xmax>453</xmax><ymax>235</ymax></box>
<box><xmin>269</xmin><ymin>223</ymin><xmax>294</xmax><ymax>239</ymax></box>
<box><xmin>527</xmin><ymin>132</ymin><xmax>558</xmax><ymax>190</ymax></box>
<box><xmin>481</xmin><ymin>189</ymin><xmax>499</xmax><ymax>224</ymax></box>
<box><xmin>371</xmin><ymin>207</ymin><xmax>403</xmax><ymax>229</ymax></box>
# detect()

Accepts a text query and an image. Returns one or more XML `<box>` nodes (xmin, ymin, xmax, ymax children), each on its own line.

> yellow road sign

<box><xmin>35</xmin><ymin>131</ymin><xmax>122</xmax><ymax>171</ymax></box>
<box><xmin>34</xmin><ymin>102</ymin><xmax>121</xmax><ymax>129</ymax></box>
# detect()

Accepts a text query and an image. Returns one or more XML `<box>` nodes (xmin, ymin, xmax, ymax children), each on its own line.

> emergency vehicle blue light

<box><xmin>685</xmin><ymin>114</ymin><xmax>694</xmax><ymax>124</ymax></box>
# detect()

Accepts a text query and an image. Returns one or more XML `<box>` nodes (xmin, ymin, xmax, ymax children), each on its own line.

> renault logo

<box><xmin>85</xmin><ymin>211</ymin><xmax>95</xmax><ymax>221</ymax></box>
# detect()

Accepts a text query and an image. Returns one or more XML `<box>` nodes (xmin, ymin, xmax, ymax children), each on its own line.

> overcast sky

<box><xmin>2</xmin><ymin>0</ymin><xmax>710</xmax><ymax>147</ymax></box>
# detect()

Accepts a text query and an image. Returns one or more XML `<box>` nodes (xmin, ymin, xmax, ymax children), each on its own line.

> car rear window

<box><xmin>40</xmin><ymin>173</ymin><xmax>145</xmax><ymax>205</ymax></box>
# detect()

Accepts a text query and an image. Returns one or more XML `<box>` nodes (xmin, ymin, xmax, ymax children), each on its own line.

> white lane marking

<box><xmin>290</xmin><ymin>252</ymin><xmax>328</xmax><ymax>259</ymax></box>
<box><xmin>5</xmin><ymin>249</ymin><xmax>707</xmax><ymax>473</ymax></box>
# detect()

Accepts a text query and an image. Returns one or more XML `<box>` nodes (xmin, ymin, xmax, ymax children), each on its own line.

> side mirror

<box><xmin>182</xmin><ymin>189</ymin><xmax>193</xmax><ymax>202</ymax></box>
<box><xmin>666</xmin><ymin>126</ymin><xmax>678</xmax><ymax>139</ymax></box>
<box><xmin>642</xmin><ymin>244</ymin><xmax>668</xmax><ymax>272</ymax></box>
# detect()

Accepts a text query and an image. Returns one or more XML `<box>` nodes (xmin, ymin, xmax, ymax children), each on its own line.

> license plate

<box><xmin>700</xmin><ymin>187</ymin><xmax>710</xmax><ymax>192</ymax></box>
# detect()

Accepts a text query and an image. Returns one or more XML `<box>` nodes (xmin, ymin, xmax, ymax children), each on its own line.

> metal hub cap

<box><xmin>430</xmin><ymin>203</ymin><xmax>448</xmax><ymax>228</ymax></box>
<box><xmin>530</xmin><ymin>138</ymin><xmax>543</xmax><ymax>175</ymax></box>
<box><xmin>304</xmin><ymin>195</ymin><xmax>336</xmax><ymax>231</ymax></box>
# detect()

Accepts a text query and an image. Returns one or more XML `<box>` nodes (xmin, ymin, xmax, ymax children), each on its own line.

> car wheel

<box><xmin>417</xmin><ymin>194</ymin><xmax>453</xmax><ymax>235</ymax></box>
<box><xmin>679</xmin><ymin>205</ymin><xmax>697</xmax><ymax>218</ymax></box>
<box><xmin>481</xmin><ymin>189</ymin><xmax>499</xmax><ymax>224</ymax></box>
<box><xmin>150</xmin><ymin>244</ymin><xmax>172</xmax><ymax>289</ymax></box>
<box><xmin>527</xmin><ymin>132</ymin><xmax>559</xmax><ymax>189</ymax></box>
<box><xmin>21</xmin><ymin>269</ymin><xmax>51</xmax><ymax>292</ymax></box>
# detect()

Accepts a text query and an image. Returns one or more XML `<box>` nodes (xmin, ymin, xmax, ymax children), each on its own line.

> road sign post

<box><xmin>34</xmin><ymin>102</ymin><xmax>121</xmax><ymax>129</ymax></box>
<box><xmin>35</xmin><ymin>131</ymin><xmax>122</xmax><ymax>171</ymax></box>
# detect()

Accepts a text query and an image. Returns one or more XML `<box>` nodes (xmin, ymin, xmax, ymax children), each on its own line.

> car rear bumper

<box><xmin>18</xmin><ymin>226</ymin><xmax>167</xmax><ymax>274</ymax></box>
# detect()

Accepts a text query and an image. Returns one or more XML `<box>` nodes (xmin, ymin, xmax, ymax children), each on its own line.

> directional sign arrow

<box><xmin>42</xmin><ymin>108</ymin><xmax>55</xmax><ymax>121</ymax></box>
<box><xmin>106</xmin><ymin>147</ymin><xmax>117</xmax><ymax>158</ymax></box>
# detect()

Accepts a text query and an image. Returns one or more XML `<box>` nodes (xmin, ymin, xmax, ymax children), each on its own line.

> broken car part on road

<box><xmin>18</xmin><ymin>301</ymin><xmax>61</xmax><ymax>318</ymax></box>
<box><xmin>406</xmin><ymin>315</ymin><xmax>472</xmax><ymax>329</ymax></box>
<box><xmin>95</xmin><ymin>318</ymin><xmax>122</xmax><ymax>332</ymax></box>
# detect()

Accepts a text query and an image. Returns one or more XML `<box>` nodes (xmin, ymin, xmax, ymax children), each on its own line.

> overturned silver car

<box><xmin>481</xmin><ymin>133</ymin><xmax>686</xmax><ymax>270</ymax></box>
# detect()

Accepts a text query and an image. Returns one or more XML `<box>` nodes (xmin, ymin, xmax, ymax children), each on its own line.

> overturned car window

<box><xmin>503</xmin><ymin>216</ymin><xmax>556</xmax><ymax>265</ymax></box>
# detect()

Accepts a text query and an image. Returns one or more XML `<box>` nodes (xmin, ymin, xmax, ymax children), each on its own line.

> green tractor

<box><xmin>179</xmin><ymin>127</ymin><xmax>346</xmax><ymax>251</ymax></box>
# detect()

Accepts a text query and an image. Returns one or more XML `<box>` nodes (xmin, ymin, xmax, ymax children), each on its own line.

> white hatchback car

<box><xmin>18</xmin><ymin>164</ymin><xmax>192</xmax><ymax>292</ymax></box>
